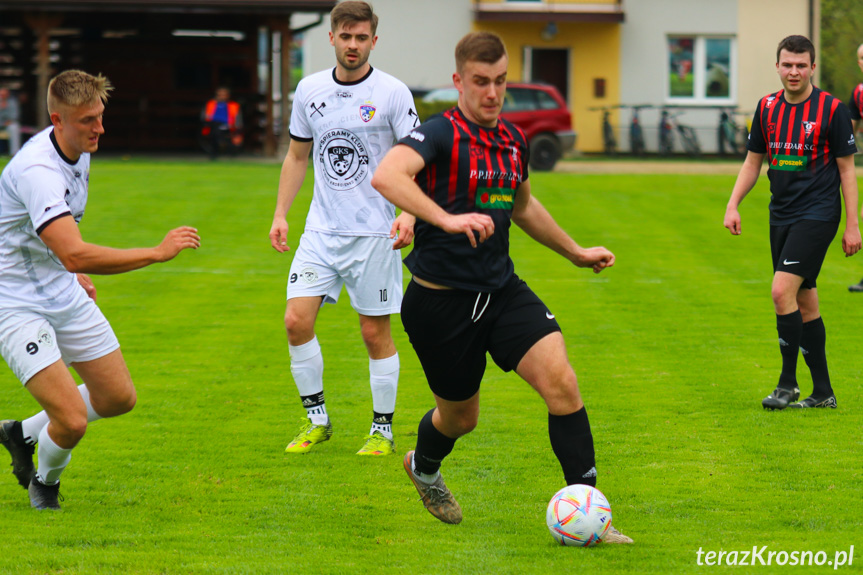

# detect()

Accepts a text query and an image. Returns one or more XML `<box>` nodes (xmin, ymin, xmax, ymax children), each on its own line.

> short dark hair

<box><xmin>455</xmin><ymin>31</ymin><xmax>507</xmax><ymax>73</ymax></box>
<box><xmin>331</xmin><ymin>1</ymin><xmax>378</xmax><ymax>36</ymax></box>
<box><xmin>776</xmin><ymin>35</ymin><xmax>815</xmax><ymax>64</ymax></box>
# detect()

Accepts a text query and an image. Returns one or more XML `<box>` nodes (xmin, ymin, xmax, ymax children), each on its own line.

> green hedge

<box><xmin>414</xmin><ymin>98</ymin><xmax>457</xmax><ymax>122</ymax></box>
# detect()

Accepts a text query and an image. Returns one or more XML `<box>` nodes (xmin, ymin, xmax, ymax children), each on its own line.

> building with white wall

<box><xmin>294</xmin><ymin>0</ymin><xmax>472</xmax><ymax>91</ymax></box>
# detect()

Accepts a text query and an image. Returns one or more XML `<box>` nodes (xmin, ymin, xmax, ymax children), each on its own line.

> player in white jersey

<box><xmin>269</xmin><ymin>1</ymin><xmax>419</xmax><ymax>456</ymax></box>
<box><xmin>0</xmin><ymin>70</ymin><xmax>200</xmax><ymax>510</ymax></box>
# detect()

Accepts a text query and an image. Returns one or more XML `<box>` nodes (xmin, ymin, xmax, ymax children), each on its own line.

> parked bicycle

<box><xmin>629</xmin><ymin>105</ymin><xmax>649</xmax><ymax>156</ymax></box>
<box><xmin>601</xmin><ymin>108</ymin><xmax>617</xmax><ymax>155</ymax></box>
<box><xmin>658</xmin><ymin>109</ymin><xmax>674</xmax><ymax>156</ymax></box>
<box><xmin>658</xmin><ymin>109</ymin><xmax>701</xmax><ymax>157</ymax></box>
<box><xmin>718</xmin><ymin>108</ymin><xmax>749</xmax><ymax>156</ymax></box>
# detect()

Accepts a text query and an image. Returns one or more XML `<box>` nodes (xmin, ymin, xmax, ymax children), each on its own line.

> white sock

<box><xmin>369</xmin><ymin>353</ymin><xmax>398</xmax><ymax>413</ymax></box>
<box><xmin>22</xmin><ymin>384</ymin><xmax>102</xmax><ymax>445</ymax></box>
<box><xmin>36</xmin><ymin>425</ymin><xmax>72</xmax><ymax>486</ymax></box>
<box><xmin>21</xmin><ymin>412</ymin><xmax>48</xmax><ymax>446</ymax></box>
<box><xmin>369</xmin><ymin>354</ymin><xmax>398</xmax><ymax>439</ymax></box>
<box><xmin>290</xmin><ymin>337</ymin><xmax>327</xmax><ymax>425</ymax></box>
<box><xmin>77</xmin><ymin>384</ymin><xmax>103</xmax><ymax>423</ymax></box>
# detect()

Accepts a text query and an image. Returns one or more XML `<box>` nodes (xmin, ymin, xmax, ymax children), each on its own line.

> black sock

<box><xmin>300</xmin><ymin>391</ymin><xmax>326</xmax><ymax>417</ymax></box>
<box><xmin>373</xmin><ymin>411</ymin><xmax>393</xmax><ymax>425</ymax></box>
<box><xmin>548</xmin><ymin>407</ymin><xmax>597</xmax><ymax>487</ymax></box>
<box><xmin>414</xmin><ymin>408</ymin><xmax>456</xmax><ymax>475</ymax></box>
<box><xmin>800</xmin><ymin>317</ymin><xmax>833</xmax><ymax>397</ymax></box>
<box><xmin>776</xmin><ymin>310</ymin><xmax>802</xmax><ymax>389</ymax></box>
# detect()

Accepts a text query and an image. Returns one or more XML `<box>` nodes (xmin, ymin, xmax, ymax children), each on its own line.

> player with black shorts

<box><xmin>372</xmin><ymin>31</ymin><xmax>632</xmax><ymax>543</ymax></box>
<box><xmin>845</xmin><ymin>42</ymin><xmax>863</xmax><ymax>291</ymax></box>
<box><xmin>724</xmin><ymin>35</ymin><xmax>860</xmax><ymax>410</ymax></box>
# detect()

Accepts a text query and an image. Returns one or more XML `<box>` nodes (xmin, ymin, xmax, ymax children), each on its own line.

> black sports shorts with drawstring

<box><xmin>401</xmin><ymin>274</ymin><xmax>561</xmax><ymax>401</ymax></box>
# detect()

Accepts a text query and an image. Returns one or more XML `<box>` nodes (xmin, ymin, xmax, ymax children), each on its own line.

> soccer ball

<box><xmin>546</xmin><ymin>484</ymin><xmax>612</xmax><ymax>547</ymax></box>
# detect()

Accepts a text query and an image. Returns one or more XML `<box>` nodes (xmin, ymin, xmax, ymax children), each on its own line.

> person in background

<box><xmin>0</xmin><ymin>87</ymin><xmax>21</xmax><ymax>156</ymax></box>
<box><xmin>201</xmin><ymin>87</ymin><xmax>242</xmax><ymax>160</ymax></box>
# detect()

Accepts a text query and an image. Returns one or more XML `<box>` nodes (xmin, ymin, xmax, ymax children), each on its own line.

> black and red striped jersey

<box><xmin>849</xmin><ymin>83</ymin><xmax>863</xmax><ymax>121</ymax></box>
<box><xmin>748</xmin><ymin>87</ymin><xmax>857</xmax><ymax>225</ymax></box>
<box><xmin>397</xmin><ymin>106</ymin><xmax>530</xmax><ymax>292</ymax></box>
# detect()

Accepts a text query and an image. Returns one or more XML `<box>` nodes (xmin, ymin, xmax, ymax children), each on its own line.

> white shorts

<box><xmin>0</xmin><ymin>288</ymin><xmax>120</xmax><ymax>385</ymax></box>
<box><xmin>287</xmin><ymin>231</ymin><xmax>403</xmax><ymax>316</ymax></box>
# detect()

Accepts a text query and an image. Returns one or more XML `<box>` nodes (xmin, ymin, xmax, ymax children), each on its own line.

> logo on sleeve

<box><xmin>409</xmin><ymin>108</ymin><xmax>419</xmax><ymax>127</ymax></box>
<box><xmin>770</xmin><ymin>154</ymin><xmax>808</xmax><ymax>171</ymax></box>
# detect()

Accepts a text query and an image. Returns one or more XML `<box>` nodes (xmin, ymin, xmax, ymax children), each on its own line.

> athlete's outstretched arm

<box><xmin>724</xmin><ymin>151</ymin><xmax>764</xmax><ymax>235</ymax></box>
<box><xmin>39</xmin><ymin>216</ymin><xmax>199</xmax><ymax>275</ymax></box>
<box><xmin>512</xmin><ymin>180</ymin><xmax>614</xmax><ymax>274</ymax></box>
<box><xmin>837</xmin><ymin>154</ymin><xmax>861</xmax><ymax>256</ymax></box>
<box><xmin>269</xmin><ymin>138</ymin><xmax>312</xmax><ymax>253</ymax></box>
<box><xmin>372</xmin><ymin>144</ymin><xmax>494</xmax><ymax>248</ymax></box>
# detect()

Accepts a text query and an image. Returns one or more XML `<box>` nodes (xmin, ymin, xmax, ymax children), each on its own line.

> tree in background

<box><xmin>821</xmin><ymin>0</ymin><xmax>863</xmax><ymax>103</ymax></box>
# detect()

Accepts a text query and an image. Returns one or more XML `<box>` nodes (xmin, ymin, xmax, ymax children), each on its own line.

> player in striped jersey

<box><xmin>724</xmin><ymin>35</ymin><xmax>860</xmax><ymax>410</ymax></box>
<box><xmin>846</xmin><ymin>43</ymin><xmax>863</xmax><ymax>292</ymax></box>
<box><xmin>847</xmin><ymin>43</ymin><xmax>863</xmax><ymax>137</ymax></box>
<box><xmin>373</xmin><ymin>31</ymin><xmax>631</xmax><ymax>543</ymax></box>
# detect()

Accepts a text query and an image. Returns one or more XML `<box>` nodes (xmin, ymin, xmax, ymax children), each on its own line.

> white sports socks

<box><xmin>369</xmin><ymin>353</ymin><xmax>398</xmax><ymax>439</ymax></box>
<box><xmin>36</xmin><ymin>424</ymin><xmax>71</xmax><ymax>486</ymax></box>
<box><xmin>290</xmin><ymin>337</ymin><xmax>328</xmax><ymax>425</ymax></box>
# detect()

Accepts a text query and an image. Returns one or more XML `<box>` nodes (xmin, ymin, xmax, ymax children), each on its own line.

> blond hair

<box><xmin>47</xmin><ymin>70</ymin><xmax>112</xmax><ymax>114</ymax></box>
<box><xmin>455</xmin><ymin>32</ymin><xmax>507</xmax><ymax>74</ymax></box>
<box><xmin>331</xmin><ymin>1</ymin><xmax>378</xmax><ymax>36</ymax></box>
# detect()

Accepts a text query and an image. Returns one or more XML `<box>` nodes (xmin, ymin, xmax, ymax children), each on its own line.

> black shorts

<box><xmin>770</xmin><ymin>219</ymin><xmax>839</xmax><ymax>289</ymax></box>
<box><xmin>401</xmin><ymin>274</ymin><xmax>561</xmax><ymax>401</ymax></box>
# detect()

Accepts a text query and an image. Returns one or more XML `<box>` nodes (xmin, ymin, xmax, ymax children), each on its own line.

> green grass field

<box><xmin>1</xmin><ymin>158</ymin><xmax>861</xmax><ymax>574</ymax></box>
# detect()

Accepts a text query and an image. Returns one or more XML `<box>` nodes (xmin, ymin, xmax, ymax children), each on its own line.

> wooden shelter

<box><xmin>0</xmin><ymin>0</ymin><xmax>336</xmax><ymax>155</ymax></box>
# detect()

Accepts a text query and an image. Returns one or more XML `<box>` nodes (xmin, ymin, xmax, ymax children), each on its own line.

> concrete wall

<box><xmin>738</xmin><ymin>0</ymin><xmax>817</xmax><ymax>109</ymax></box>
<box><xmin>615</xmin><ymin>0</ymin><xmax>816</xmax><ymax>154</ymax></box>
<box><xmin>618</xmin><ymin>0</ymin><xmax>738</xmax><ymax>154</ymax></box>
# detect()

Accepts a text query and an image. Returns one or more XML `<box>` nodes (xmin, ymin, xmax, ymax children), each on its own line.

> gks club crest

<box><xmin>318</xmin><ymin>128</ymin><xmax>369</xmax><ymax>190</ymax></box>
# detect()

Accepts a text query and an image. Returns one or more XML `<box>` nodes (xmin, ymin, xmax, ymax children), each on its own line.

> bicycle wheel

<box><xmin>603</xmin><ymin>123</ymin><xmax>616</xmax><ymax>155</ymax></box>
<box><xmin>659</xmin><ymin>126</ymin><xmax>673</xmax><ymax>155</ymax></box>
<box><xmin>630</xmin><ymin>124</ymin><xmax>645</xmax><ymax>156</ymax></box>
<box><xmin>678</xmin><ymin>126</ymin><xmax>701</xmax><ymax>157</ymax></box>
<box><xmin>737</xmin><ymin>126</ymin><xmax>749</xmax><ymax>154</ymax></box>
<box><xmin>719</xmin><ymin>121</ymin><xmax>738</xmax><ymax>155</ymax></box>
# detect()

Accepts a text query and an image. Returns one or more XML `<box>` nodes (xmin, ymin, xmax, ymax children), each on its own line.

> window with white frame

<box><xmin>667</xmin><ymin>36</ymin><xmax>735</xmax><ymax>103</ymax></box>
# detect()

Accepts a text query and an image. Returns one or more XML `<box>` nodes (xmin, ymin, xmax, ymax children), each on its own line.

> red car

<box><xmin>421</xmin><ymin>82</ymin><xmax>576</xmax><ymax>171</ymax></box>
